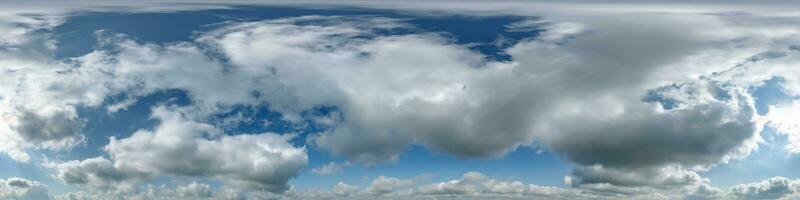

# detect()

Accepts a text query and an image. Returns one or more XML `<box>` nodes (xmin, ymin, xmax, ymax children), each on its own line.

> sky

<box><xmin>0</xmin><ymin>1</ymin><xmax>800</xmax><ymax>199</ymax></box>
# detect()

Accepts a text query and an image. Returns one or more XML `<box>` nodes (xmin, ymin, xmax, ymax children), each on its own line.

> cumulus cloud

<box><xmin>545</xmin><ymin>81</ymin><xmax>760</xmax><ymax>188</ymax></box>
<box><xmin>569</xmin><ymin>165</ymin><xmax>708</xmax><ymax>190</ymax></box>
<box><xmin>44</xmin><ymin>174</ymin><xmax>800</xmax><ymax>200</ymax></box>
<box><xmin>50</xmin><ymin>106</ymin><xmax>307</xmax><ymax>194</ymax></box>
<box><xmin>767</xmin><ymin>101</ymin><xmax>800</xmax><ymax>153</ymax></box>
<box><xmin>684</xmin><ymin>177</ymin><xmax>800</xmax><ymax>200</ymax></box>
<box><xmin>368</xmin><ymin>176</ymin><xmax>414</xmax><ymax>195</ymax></box>
<box><xmin>411</xmin><ymin>172</ymin><xmax>589</xmax><ymax>199</ymax></box>
<box><xmin>0</xmin><ymin>13</ymin><xmax>90</xmax><ymax>162</ymax></box>
<box><xmin>291</xmin><ymin>172</ymin><xmax>592</xmax><ymax>199</ymax></box>
<box><xmin>0</xmin><ymin>177</ymin><xmax>52</xmax><ymax>200</ymax></box>
<box><xmin>416</xmin><ymin>172</ymin><xmax>487</xmax><ymax>196</ymax></box>
<box><xmin>331</xmin><ymin>182</ymin><xmax>359</xmax><ymax>196</ymax></box>
<box><xmin>272</xmin><ymin>172</ymin><xmax>591</xmax><ymax>199</ymax></box>
<box><xmin>730</xmin><ymin>177</ymin><xmax>798</xmax><ymax>199</ymax></box>
<box><xmin>35</xmin><ymin>10</ymin><xmax>789</xmax><ymax>192</ymax></box>
<box><xmin>192</xmin><ymin>12</ymin><xmax>774</xmax><ymax>192</ymax></box>
<box><xmin>48</xmin><ymin>157</ymin><xmax>150</xmax><ymax>190</ymax></box>
<box><xmin>53</xmin><ymin>182</ymin><xmax>242</xmax><ymax>200</ymax></box>
<box><xmin>15</xmin><ymin>110</ymin><xmax>85</xmax><ymax>147</ymax></box>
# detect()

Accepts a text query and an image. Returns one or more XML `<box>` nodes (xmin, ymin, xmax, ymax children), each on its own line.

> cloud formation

<box><xmin>50</xmin><ymin>106</ymin><xmax>307</xmax><ymax>193</ymax></box>
<box><xmin>0</xmin><ymin>13</ymin><xmax>88</xmax><ymax>162</ymax></box>
<box><xmin>767</xmin><ymin>101</ymin><xmax>800</xmax><ymax>153</ymax></box>
<box><xmin>0</xmin><ymin>177</ymin><xmax>51</xmax><ymax>200</ymax></box>
<box><xmin>0</xmin><ymin>1</ymin><xmax>800</xmax><ymax>198</ymax></box>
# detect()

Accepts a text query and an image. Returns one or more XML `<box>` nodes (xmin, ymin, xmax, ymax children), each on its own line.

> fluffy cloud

<box><xmin>0</xmin><ymin>177</ymin><xmax>52</xmax><ymax>200</ymax></box>
<box><xmin>50</xmin><ymin>106</ymin><xmax>307</xmax><ymax>193</ymax></box>
<box><xmin>54</xmin><ymin>182</ymin><xmax>242</xmax><ymax>200</ymax></box>
<box><xmin>278</xmin><ymin>172</ymin><xmax>590</xmax><ymax>199</ymax></box>
<box><xmin>568</xmin><ymin>165</ymin><xmax>708</xmax><ymax>190</ymax></box>
<box><xmin>684</xmin><ymin>177</ymin><xmax>800</xmax><ymax>200</ymax></box>
<box><xmin>0</xmin><ymin>13</ymin><xmax>91</xmax><ymax>162</ymax></box>
<box><xmin>194</xmin><ymin>13</ymin><xmax>772</xmax><ymax>192</ymax></box>
<box><xmin>368</xmin><ymin>176</ymin><xmax>414</xmax><ymax>195</ymax></box>
<box><xmin>48</xmin><ymin>157</ymin><xmax>149</xmax><ymax>190</ymax></box>
<box><xmin>767</xmin><ymin>101</ymin><xmax>800</xmax><ymax>153</ymax></box>
<box><xmin>416</xmin><ymin>172</ymin><xmax>487</xmax><ymax>195</ymax></box>
<box><xmin>331</xmin><ymin>182</ymin><xmax>359</xmax><ymax>196</ymax></box>
<box><xmin>416</xmin><ymin>173</ymin><xmax>578</xmax><ymax>198</ymax></box>
<box><xmin>38</xmin><ymin>12</ymin><xmax>782</xmax><ymax>192</ymax></box>
<box><xmin>546</xmin><ymin>81</ymin><xmax>760</xmax><ymax>188</ymax></box>
<box><xmin>411</xmin><ymin>172</ymin><xmax>588</xmax><ymax>199</ymax></box>
<box><xmin>730</xmin><ymin>177</ymin><xmax>799</xmax><ymax>199</ymax></box>
<box><xmin>195</xmin><ymin>16</ymin><xmax>552</xmax><ymax>163</ymax></box>
<box><xmin>44</xmin><ymin>174</ymin><xmax>800</xmax><ymax>200</ymax></box>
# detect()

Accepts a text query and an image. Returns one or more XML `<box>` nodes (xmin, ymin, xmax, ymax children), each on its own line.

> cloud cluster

<box><xmin>550</xmin><ymin>81</ymin><xmax>760</xmax><ymax>189</ymax></box>
<box><xmin>367</xmin><ymin>176</ymin><xmax>414</xmax><ymax>195</ymax></box>
<box><xmin>685</xmin><ymin>177</ymin><xmax>800</xmax><ymax>200</ymax></box>
<box><xmin>0</xmin><ymin>177</ymin><xmax>51</xmax><ymax>200</ymax></box>
<box><xmin>190</xmin><ymin>13</ymin><xmax>782</xmax><ymax>192</ymax></box>
<box><xmin>261</xmin><ymin>172</ymin><xmax>590</xmax><ymax>199</ymax></box>
<box><xmin>1</xmin><ymin>1</ymin><xmax>800</xmax><ymax>198</ymax></box>
<box><xmin>10</xmin><ymin>172</ymin><xmax>797</xmax><ymax>200</ymax></box>
<box><xmin>730</xmin><ymin>177</ymin><xmax>799</xmax><ymax>199</ymax></box>
<box><xmin>53</xmin><ymin>182</ymin><xmax>243</xmax><ymax>200</ymax></box>
<box><xmin>49</xmin><ymin>106</ymin><xmax>307</xmax><ymax>193</ymax></box>
<box><xmin>284</xmin><ymin>172</ymin><xmax>592</xmax><ymax>199</ymax></box>
<box><xmin>0</xmin><ymin>13</ymin><xmax>89</xmax><ymax>162</ymax></box>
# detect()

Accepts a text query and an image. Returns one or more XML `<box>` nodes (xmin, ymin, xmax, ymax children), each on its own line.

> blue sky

<box><xmin>1</xmin><ymin>1</ymin><xmax>800</xmax><ymax>199</ymax></box>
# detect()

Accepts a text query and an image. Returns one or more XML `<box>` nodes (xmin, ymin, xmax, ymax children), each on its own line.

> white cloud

<box><xmin>197</xmin><ymin>15</ymin><xmax>544</xmax><ymax>163</ymax></box>
<box><xmin>47</xmin><ymin>157</ymin><xmax>150</xmax><ymax>191</ymax></box>
<box><xmin>685</xmin><ymin>176</ymin><xmax>800</xmax><ymax>200</ymax></box>
<box><xmin>311</xmin><ymin>161</ymin><xmax>352</xmax><ymax>175</ymax></box>
<box><xmin>47</xmin><ymin>171</ymin><xmax>739</xmax><ymax>200</ymax></box>
<box><xmin>276</xmin><ymin>172</ymin><xmax>591</xmax><ymax>199</ymax></box>
<box><xmin>730</xmin><ymin>177</ymin><xmax>799</xmax><ymax>200</ymax></box>
<box><xmin>33</xmin><ymin>11</ymin><xmax>787</xmax><ymax>192</ymax></box>
<box><xmin>0</xmin><ymin>1</ymin><xmax>800</xmax><ymax>197</ymax></box>
<box><xmin>368</xmin><ymin>176</ymin><xmax>414</xmax><ymax>195</ymax></box>
<box><xmin>188</xmin><ymin>14</ymin><xmax>775</xmax><ymax>192</ymax></box>
<box><xmin>767</xmin><ymin>101</ymin><xmax>800</xmax><ymax>153</ymax></box>
<box><xmin>412</xmin><ymin>172</ymin><xmax>588</xmax><ymax>199</ymax></box>
<box><xmin>331</xmin><ymin>182</ymin><xmax>359</xmax><ymax>196</ymax></box>
<box><xmin>50</xmin><ymin>106</ymin><xmax>307</xmax><ymax>194</ymax></box>
<box><xmin>53</xmin><ymin>182</ymin><xmax>244</xmax><ymax>200</ymax></box>
<box><xmin>0</xmin><ymin>13</ymin><xmax>90</xmax><ymax>162</ymax></box>
<box><xmin>44</xmin><ymin>175</ymin><xmax>800</xmax><ymax>200</ymax></box>
<box><xmin>416</xmin><ymin>172</ymin><xmax>487</xmax><ymax>196</ymax></box>
<box><xmin>0</xmin><ymin>177</ymin><xmax>52</xmax><ymax>200</ymax></box>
